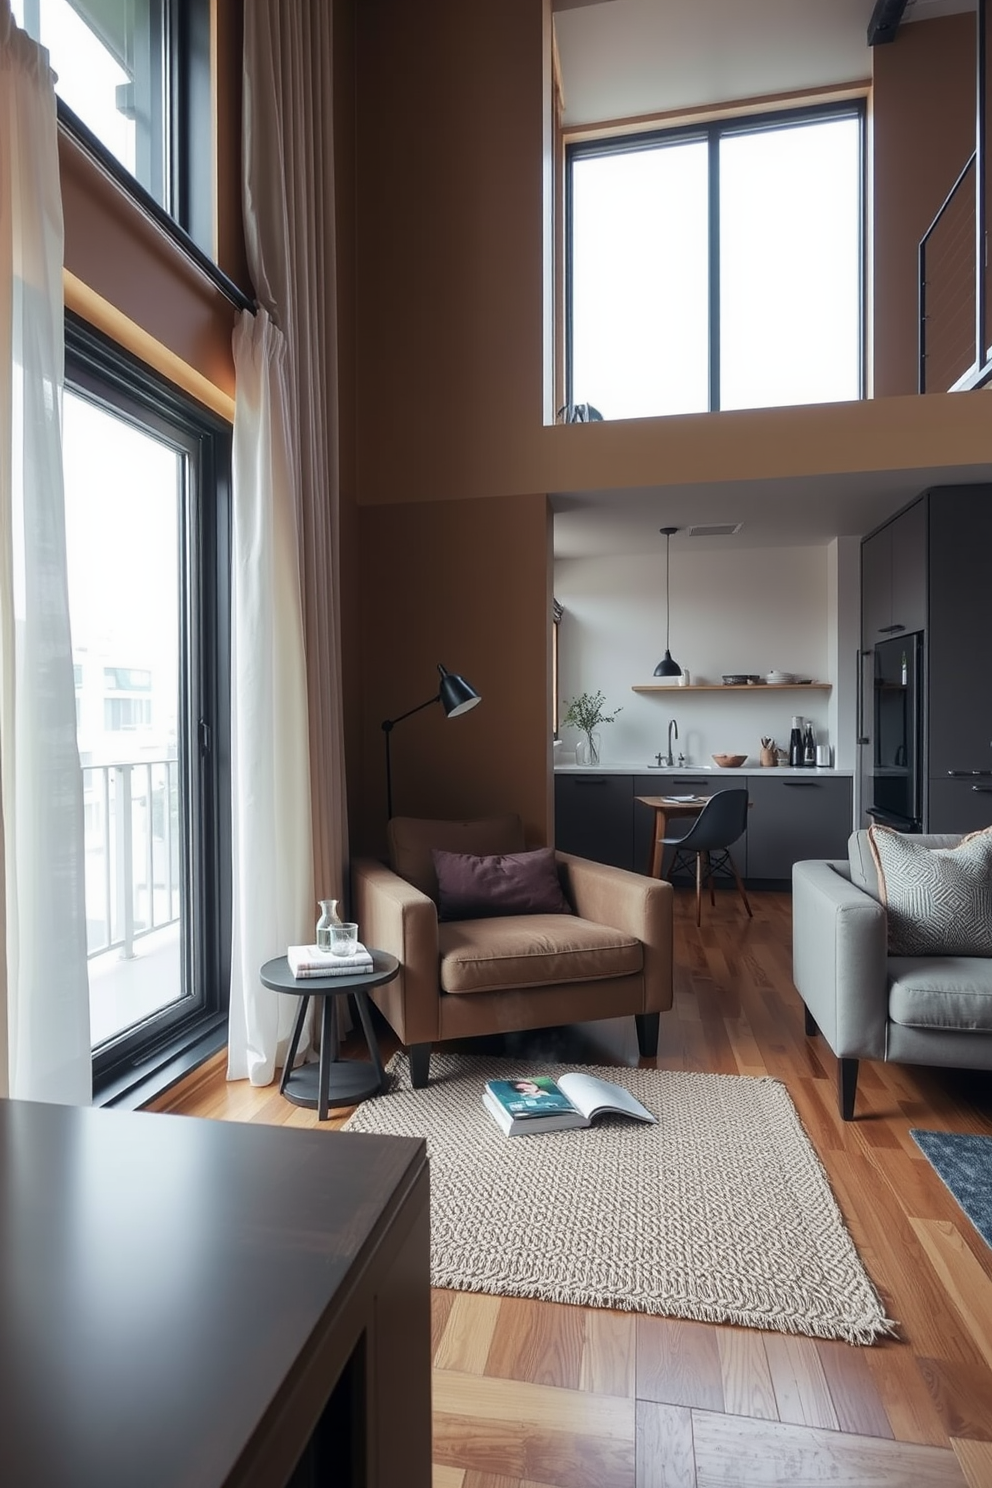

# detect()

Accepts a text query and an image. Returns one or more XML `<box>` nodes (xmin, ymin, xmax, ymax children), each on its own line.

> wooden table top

<box><xmin>0</xmin><ymin>1099</ymin><xmax>426</xmax><ymax>1488</ymax></box>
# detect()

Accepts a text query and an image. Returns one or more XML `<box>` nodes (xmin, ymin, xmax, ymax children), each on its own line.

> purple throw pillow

<box><xmin>431</xmin><ymin>846</ymin><xmax>573</xmax><ymax>922</ymax></box>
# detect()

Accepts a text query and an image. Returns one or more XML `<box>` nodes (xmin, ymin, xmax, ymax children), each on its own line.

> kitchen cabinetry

<box><xmin>861</xmin><ymin>495</ymin><xmax>927</xmax><ymax>645</ymax></box>
<box><xmin>926</xmin><ymin>778</ymin><xmax>992</xmax><ymax>836</ymax></box>
<box><xmin>745</xmin><ymin>776</ymin><xmax>852</xmax><ymax>880</ymax></box>
<box><xmin>555</xmin><ymin>772</ymin><xmax>853</xmax><ymax>885</ymax></box>
<box><xmin>554</xmin><ymin>773</ymin><xmax>634</xmax><ymax>869</ymax></box>
<box><xmin>927</xmin><ymin>485</ymin><xmax>992</xmax><ymax>782</ymax></box>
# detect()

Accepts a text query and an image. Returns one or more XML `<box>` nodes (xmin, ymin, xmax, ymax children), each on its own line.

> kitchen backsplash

<box><xmin>555</xmin><ymin>545</ymin><xmax>833</xmax><ymax>768</ymax></box>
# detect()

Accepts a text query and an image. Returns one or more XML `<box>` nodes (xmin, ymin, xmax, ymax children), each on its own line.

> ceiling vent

<box><xmin>686</xmin><ymin>523</ymin><xmax>743</xmax><ymax>538</ymax></box>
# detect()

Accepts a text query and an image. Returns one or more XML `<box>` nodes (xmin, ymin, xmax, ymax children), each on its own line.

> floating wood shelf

<box><xmin>631</xmin><ymin>682</ymin><xmax>832</xmax><ymax>693</ymax></box>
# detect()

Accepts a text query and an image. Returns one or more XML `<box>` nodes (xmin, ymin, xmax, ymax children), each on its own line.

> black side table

<box><xmin>260</xmin><ymin>950</ymin><xmax>399</xmax><ymax>1120</ymax></box>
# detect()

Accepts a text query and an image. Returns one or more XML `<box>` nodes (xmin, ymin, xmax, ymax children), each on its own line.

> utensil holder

<box><xmin>759</xmin><ymin>746</ymin><xmax>777</xmax><ymax>768</ymax></box>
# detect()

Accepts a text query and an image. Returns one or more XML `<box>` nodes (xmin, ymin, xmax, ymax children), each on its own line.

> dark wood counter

<box><xmin>0</xmin><ymin>1100</ymin><xmax>430</xmax><ymax>1488</ymax></box>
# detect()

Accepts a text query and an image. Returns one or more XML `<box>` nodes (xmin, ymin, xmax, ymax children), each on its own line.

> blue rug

<box><xmin>911</xmin><ymin>1129</ymin><xmax>992</xmax><ymax>1249</ymax></box>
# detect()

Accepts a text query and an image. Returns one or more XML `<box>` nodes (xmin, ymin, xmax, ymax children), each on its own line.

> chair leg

<box><xmin>839</xmin><ymin>1058</ymin><xmax>859</xmax><ymax>1121</ymax></box>
<box><xmin>695</xmin><ymin>852</ymin><xmax>703</xmax><ymax>926</ymax></box>
<box><xmin>409</xmin><ymin>1042</ymin><xmax>431</xmax><ymax>1089</ymax></box>
<box><xmin>804</xmin><ymin>1004</ymin><xmax>819</xmax><ymax>1037</ymax></box>
<box><xmin>729</xmin><ymin>856</ymin><xmax>753</xmax><ymax>919</ymax></box>
<box><xmin>635</xmin><ymin>1012</ymin><xmax>660</xmax><ymax>1057</ymax></box>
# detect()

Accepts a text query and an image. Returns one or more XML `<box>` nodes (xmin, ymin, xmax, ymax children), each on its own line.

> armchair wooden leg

<box><xmin>635</xmin><ymin>1012</ymin><xmax>660</xmax><ymax>1058</ymax></box>
<box><xmin>408</xmin><ymin>1043</ymin><xmax>431</xmax><ymax>1089</ymax></box>
<box><xmin>804</xmin><ymin>1004</ymin><xmax>819</xmax><ymax>1037</ymax></box>
<box><xmin>839</xmin><ymin>1058</ymin><xmax>859</xmax><ymax>1121</ymax></box>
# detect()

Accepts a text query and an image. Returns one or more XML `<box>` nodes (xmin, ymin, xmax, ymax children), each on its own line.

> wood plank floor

<box><xmin>151</xmin><ymin>889</ymin><xmax>992</xmax><ymax>1488</ymax></box>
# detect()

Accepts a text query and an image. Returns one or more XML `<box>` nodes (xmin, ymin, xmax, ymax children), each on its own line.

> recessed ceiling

<box><xmin>554</xmin><ymin>0</ymin><xmax>975</xmax><ymax>128</ymax></box>
<box><xmin>551</xmin><ymin>464</ymin><xmax>992</xmax><ymax>558</ymax></box>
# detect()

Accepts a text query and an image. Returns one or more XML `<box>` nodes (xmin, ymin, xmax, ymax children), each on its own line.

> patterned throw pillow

<box><xmin>868</xmin><ymin>825</ymin><xmax>992</xmax><ymax>956</ymax></box>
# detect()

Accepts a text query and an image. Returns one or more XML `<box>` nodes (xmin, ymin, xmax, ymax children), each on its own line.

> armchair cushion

<box><xmin>888</xmin><ymin>956</ymin><xmax>992</xmax><ymax>1031</ymax></box>
<box><xmin>868</xmin><ymin>825</ymin><xmax>992</xmax><ymax>955</ymax></box>
<box><xmin>432</xmin><ymin>846</ymin><xmax>573</xmax><ymax>921</ymax></box>
<box><xmin>438</xmin><ymin>914</ymin><xmax>642</xmax><ymax>995</ymax></box>
<box><xmin>389</xmin><ymin>814</ymin><xmax>525</xmax><ymax>900</ymax></box>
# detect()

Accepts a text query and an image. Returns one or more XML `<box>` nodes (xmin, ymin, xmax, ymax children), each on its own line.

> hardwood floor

<box><xmin>151</xmin><ymin>889</ymin><xmax>992</xmax><ymax>1488</ymax></box>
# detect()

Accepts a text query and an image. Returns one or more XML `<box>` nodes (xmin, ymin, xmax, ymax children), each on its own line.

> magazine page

<box><xmin>557</xmin><ymin>1073</ymin><xmax>656</xmax><ymax>1124</ymax></box>
<box><xmin>485</xmin><ymin>1077</ymin><xmax>578</xmax><ymax>1119</ymax></box>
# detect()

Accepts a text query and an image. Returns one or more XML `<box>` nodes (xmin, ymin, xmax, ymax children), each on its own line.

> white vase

<box><xmin>575</xmin><ymin>731</ymin><xmax>602</xmax><ymax>766</ymax></box>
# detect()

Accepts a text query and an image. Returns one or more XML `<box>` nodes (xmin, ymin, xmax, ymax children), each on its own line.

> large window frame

<box><xmin>565</xmin><ymin>99</ymin><xmax>867</xmax><ymax>417</ymax></box>
<box><xmin>65</xmin><ymin>315</ymin><xmax>232</xmax><ymax>1106</ymax></box>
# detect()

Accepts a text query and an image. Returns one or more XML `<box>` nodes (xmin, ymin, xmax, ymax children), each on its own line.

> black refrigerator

<box><xmin>863</xmin><ymin>632</ymin><xmax>923</xmax><ymax>832</ymax></box>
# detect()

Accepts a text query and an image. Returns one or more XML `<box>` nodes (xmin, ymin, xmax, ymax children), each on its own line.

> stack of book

<box><xmin>287</xmin><ymin>943</ymin><xmax>374</xmax><ymax>979</ymax></box>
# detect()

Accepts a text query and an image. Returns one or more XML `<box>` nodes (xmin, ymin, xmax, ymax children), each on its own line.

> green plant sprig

<box><xmin>561</xmin><ymin>690</ymin><xmax>622</xmax><ymax>733</ymax></box>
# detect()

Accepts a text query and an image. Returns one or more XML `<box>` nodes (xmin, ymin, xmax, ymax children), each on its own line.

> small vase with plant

<box><xmin>562</xmin><ymin>689</ymin><xmax>622</xmax><ymax>766</ymax></box>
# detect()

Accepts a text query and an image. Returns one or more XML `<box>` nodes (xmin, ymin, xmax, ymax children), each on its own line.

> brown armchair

<box><xmin>352</xmin><ymin>815</ymin><xmax>673</xmax><ymax>1087</ymax></box>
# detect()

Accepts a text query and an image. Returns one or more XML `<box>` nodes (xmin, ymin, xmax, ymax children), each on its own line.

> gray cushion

<box><xmin>888</xmin><ymin>957</ymin><xmax>992</xmax><ymax>1031</ymax></box>
<box><xmin>848</xmin><ymin>829</ymin><xmax>962</xmax><ymax>904</ymax></box>
<box><xmin>867</xmin><ymin>825</ymin><xmax>992</xmax><ymax>955</ymax></box>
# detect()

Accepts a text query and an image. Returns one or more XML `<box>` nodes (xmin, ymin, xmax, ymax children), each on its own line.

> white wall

<box><xmin>555</xmin><ymin>545</ymin><xmax>839</xmax><ymax>768</ymax></box>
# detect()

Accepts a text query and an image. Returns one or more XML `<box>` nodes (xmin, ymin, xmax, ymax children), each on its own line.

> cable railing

<box><xmin>82</xmin><ymin>757</ymin><xmax>181</xmax><ymax>960</ymax></box>
<box><xmin>919</xmin><ymin>153</ymin><xmax>978</xmax><ymax>393</ymax></box>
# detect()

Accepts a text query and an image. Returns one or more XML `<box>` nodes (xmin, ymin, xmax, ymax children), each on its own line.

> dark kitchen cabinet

<box><xmin>746</xmin><ymin>776</ymin><xmax>853</xmax><ymax>881</ymax></box>
<box><xmin>927</xmin><ymin>777</ymin><xmax>992</xmax><ymax>836</ymax></box>
<box><xmin>554</xmin><ymin>773</ymin><xmax>634</xmax><ymax>869</ymax></box>
<box><xmin>926</xmin><ymin>485</ymin><xmax>992</xmax><ymax>778</ymax></box>
<box><xmin>861</xmin><ymin>496</ymin><xmax>927</xmax><ymax>645</ymax></box>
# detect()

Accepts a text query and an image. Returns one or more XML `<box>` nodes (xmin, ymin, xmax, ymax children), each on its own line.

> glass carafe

<box><xmin>316</xmin><ymin>899</ymin><xmax>342</xmax><ymax>950</ymax></box>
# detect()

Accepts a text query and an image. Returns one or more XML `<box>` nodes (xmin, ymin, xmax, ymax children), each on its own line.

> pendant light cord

<box><xmin>665</xmin><ymin>531</ymin><xmax>671</xmax><ymax>649</ymax></box>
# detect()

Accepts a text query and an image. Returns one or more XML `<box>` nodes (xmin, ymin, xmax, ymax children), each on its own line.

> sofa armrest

<box><xmin>351</xmin><ymin>858</ymin><xmax>441</xmax><ymax>1043</ymax></box>
<box><xmin>791</xmin><ymin>859</ymin><xmax>889</xmax><ymax>1061</ymax></box>
<box><xmin>556</xmin><ymin>853</ymin><xmax>673</xmax><ymax>1014</ymax></box>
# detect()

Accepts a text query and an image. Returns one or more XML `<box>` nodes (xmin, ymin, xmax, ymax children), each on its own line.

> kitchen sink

<box><xmin>644</xmin><ymin>763</ymin><xmax>714</xmax><ymax>771</ymax></box>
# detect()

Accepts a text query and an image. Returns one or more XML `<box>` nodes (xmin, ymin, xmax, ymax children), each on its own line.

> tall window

<box><xmin>567</xmin><ymin>103</ymin><xmax>864</xmax><ymax>420</ymax></box>
<box><xmin>12</xmin><ymin>0</ymin><xmax>212</xmax><ymax>251</ymax></box>
<box><xmin>65</xmin><ymin>318</ymin><xmax>231</xmax><ymax>1101</ymax></box>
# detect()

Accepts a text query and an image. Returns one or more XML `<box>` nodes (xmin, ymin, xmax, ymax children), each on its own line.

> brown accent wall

<box><xmin>352</xmin><ymin>495</ymin><xmax>553</xmax><ymax>858</ymax></box>
<box><xmin>873</xmin><ymin>13</ymin><xmax>975</xmax><ymax>397</ymax></box>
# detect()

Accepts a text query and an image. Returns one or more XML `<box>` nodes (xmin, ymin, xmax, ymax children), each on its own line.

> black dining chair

<box><xmin>660</xmin><ymin>789</ymin><xmax>752</xmax><ymax>927</ymax></box>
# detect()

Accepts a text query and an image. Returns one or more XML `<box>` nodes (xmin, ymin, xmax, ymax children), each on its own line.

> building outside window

<box><xmin>567</xmin><ymin>102</ymin><xmax>864</xmax><ymax>420</ymax></box>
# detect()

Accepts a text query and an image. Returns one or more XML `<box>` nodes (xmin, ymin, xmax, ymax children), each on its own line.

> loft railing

<box><xmin>82</xmin><ymin>758</ymin><xmax>181</xmax><ymax>960</ymax></box>
<box><xmin>918</xmin><ymin>0</ymin><xmax>991</xmax><ymax>392</ymax></box>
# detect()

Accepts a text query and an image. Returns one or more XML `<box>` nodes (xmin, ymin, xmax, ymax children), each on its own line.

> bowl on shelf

<box><xmin>721</xmin><ymin>674</ymin><xmax>749</xmax><ymax>686</ymax></box>
<box><xmin>712</xmin><ymin>753</ymin><xmax>747</xmax><ymax>768</ymax></box>
<box><xmin>765</xmin><ymin>670</ymin><xmax>794</xmax><ymax>684</ymax></box>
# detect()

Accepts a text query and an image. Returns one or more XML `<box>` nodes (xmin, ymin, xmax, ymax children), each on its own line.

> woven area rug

<box><xmin>911</xmin><ymin>1129</ymin><xmax>992</xmax><ymax>1249</ymax></box>
<box><xmin>342</xmin><ymin>1052</ymin><xmax>894</xmax><ymax>1344</ymax></box>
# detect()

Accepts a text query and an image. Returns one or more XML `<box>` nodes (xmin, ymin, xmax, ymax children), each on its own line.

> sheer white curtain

<box><xmin>228</xmin><ymin>309</ymin><xmax>313</xmax><ymax>1084</ymax></box>
<box><xmin>0</xmin><ymin>0</ymin><xmax>91</xmax><ymax>1102</ymax></box>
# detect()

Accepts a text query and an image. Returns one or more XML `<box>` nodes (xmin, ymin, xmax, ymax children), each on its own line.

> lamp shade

<box><xmin>654</xmin><ymin>649</ymin><xmax>682</xmax><ymax>678</ymax></box>
<box><xmin>437</xmin><ymin>664</ymin><xmax>481</xmax><ymax>717</ymax></box>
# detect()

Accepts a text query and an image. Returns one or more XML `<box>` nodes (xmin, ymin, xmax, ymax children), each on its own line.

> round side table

<box><xmin>260</xmin><ymin>950</ymin><xmax>399</xmax><ymax>1120</ymax></box>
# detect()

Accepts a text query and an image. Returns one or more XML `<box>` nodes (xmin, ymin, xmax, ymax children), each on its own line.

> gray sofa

<box><xmin>792</xmin><ymin>831</ymin><xmax>992</xmax><ymax>1119</ymax></box>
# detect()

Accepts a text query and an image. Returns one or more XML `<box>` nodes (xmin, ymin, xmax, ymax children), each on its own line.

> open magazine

<box><xmin>482</xmin><ymin>1073</ymin><xmax>657</xmax><ymax>1137</ymax></box>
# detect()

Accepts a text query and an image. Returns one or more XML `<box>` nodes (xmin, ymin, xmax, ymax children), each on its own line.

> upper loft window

<box><xmin>12</xmin><ymin>0</ymin><xmax>212</xmax><ymax>253</ymax></box>
<box><xmin>566</xmin><ymin>102</ymin><xmax>865</xmax><ymax>420</ymax></box>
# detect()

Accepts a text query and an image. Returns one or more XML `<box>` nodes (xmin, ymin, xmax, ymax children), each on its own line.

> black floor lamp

<box><xmin>381</xmin><ymin>664</ymin><xmax>481</xmax><ymax>819</ymax></box>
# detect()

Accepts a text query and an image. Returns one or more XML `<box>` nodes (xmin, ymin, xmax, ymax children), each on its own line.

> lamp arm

<box><xmin>381</xmin><ymin>693</ymin><xmax>441</xmax><ymax>734</ymax></box>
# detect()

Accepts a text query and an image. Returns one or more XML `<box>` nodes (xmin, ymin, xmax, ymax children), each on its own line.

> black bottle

<box><xmin>789</xmin><ymin>716</ymin><xmax>804</xmax><ymax>768</ymax></box>
<box><xmin>803</xmin><ymin>722</ymin><xmax>816</xmax><ymax>768</ymax></box>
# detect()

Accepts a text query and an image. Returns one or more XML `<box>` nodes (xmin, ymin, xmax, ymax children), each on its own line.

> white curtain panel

<box><xmin>0</xmin><ymin>2</ymin><xmax>92</xmax><ymax>1102</ymax></box>
<box><xmin>228</xmin><ymin>308</ymin><xmax>314</xmax><ymax>1084</ymax></box>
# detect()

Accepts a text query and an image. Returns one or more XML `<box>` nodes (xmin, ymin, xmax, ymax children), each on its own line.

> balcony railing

<box><xmin>82</xmin><ymin>757</ymin><xmax>181</xmax><ymax>961</ymax></box>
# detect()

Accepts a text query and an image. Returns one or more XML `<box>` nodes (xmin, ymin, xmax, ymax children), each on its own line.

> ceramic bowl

<box><xmin>713</xmin><ymin>753</ymin><xmax>747</xmax><ymax>768</ymax></box>
<box><xmin>722</xmin><ymin>674</ymin><xmax>749</xmax><ymax>686</ymax></box>
<box><xmin>765</xmin><ymin>671</ymin><xmax>793</xmax><ymax>684</ymax></box>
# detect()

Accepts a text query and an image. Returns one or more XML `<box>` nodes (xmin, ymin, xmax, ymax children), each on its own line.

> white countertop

<box><xmin>554</xmin><ymin>763</ymin><xmax>854</xmax><ymax>778</ymax></box>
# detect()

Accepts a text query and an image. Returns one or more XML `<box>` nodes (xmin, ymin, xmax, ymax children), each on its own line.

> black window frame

<box><xmin>65</xmin><ymin>313</ymin><xmax>232</xmax><ymax>1107</ymax></box>
<box><xmin>565</xmin><ymin>98</ymin><xmax>867</xmax><ymax>416</ymax></box>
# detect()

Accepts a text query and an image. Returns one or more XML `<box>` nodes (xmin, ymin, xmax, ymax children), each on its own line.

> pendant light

<box><xmin>653</xmin><ymin>527</ymin><xmax>682</xmax><ymax>678</ymax></box>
